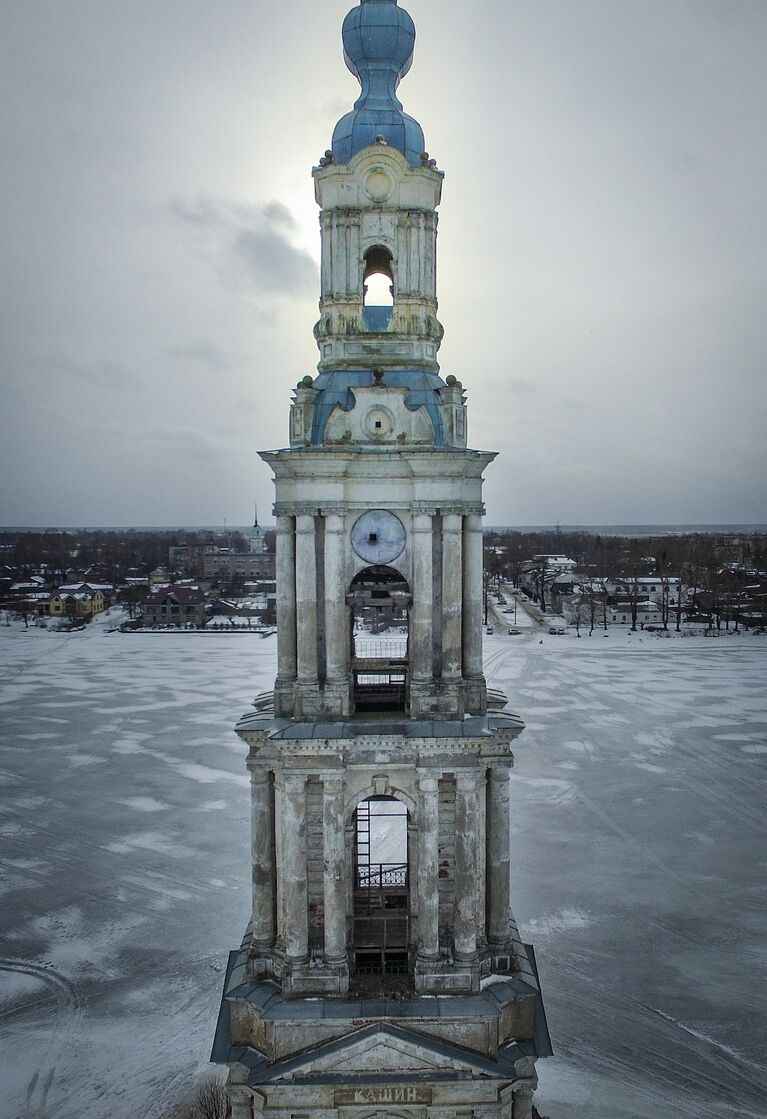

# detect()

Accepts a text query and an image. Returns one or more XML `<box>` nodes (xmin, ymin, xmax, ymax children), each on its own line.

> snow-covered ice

<box><xmin>1</xmin><ymin>620</ymin><xmax>766</xmax><ymax>1118</ymax></box>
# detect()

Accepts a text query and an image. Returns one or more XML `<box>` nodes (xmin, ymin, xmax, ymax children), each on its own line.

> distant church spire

<box><xmin>250</xmin><ymin>501</ymin><xmax>267</xmax><ymax>554</ymax></box>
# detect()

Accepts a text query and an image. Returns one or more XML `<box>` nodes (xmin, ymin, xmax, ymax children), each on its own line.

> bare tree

<box><xmin>568</xmin><ymin>592</ymin><xmax>587</xmax><ymax>636</ymax></box>
<box><xmin>620</xmin><ymin>569</ymin><xmax>642</xmax><ymax>632</ymax></box>
<box><xmin>161</xmin><ymin>1077</ymin><xmax>229</xmax><ymax>1119</ymax></box>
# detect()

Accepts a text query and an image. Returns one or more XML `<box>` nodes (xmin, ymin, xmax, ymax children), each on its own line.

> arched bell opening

<box><xmin>351</xmin><ymin>794</ymin><xmax>411</xmax><ymax>990</ymax></box>
<box><xmin>362</xmin><ymin>245</ymin><xmax>394</xmax><ymax>331</ymax></box>
<box><xmin>348</xmin><ymin>565</ymin><xmax>411</xmax><ymax>713</ymax></box>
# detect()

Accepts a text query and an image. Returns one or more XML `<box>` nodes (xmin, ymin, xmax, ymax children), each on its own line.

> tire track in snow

<box><xmin>543</xmin><ymin>950</ymin><xmax>767</xmax><ymax>1117</ymax></box>
<box><xmin>0</xmin><ymin>957</ymin><xmax>83</xmax><ymax>1119</ymax></box>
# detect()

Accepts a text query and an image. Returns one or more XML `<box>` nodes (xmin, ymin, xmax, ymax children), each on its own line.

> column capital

<box><xmin>455</xmin><ymin>767</ymin><xmax>480</xmax><ymax>792</ymax></box>
<box><xmin>322</xmin><ymin>772</ymin><xmax>345</xmax><ymax>794</ymax></box>
<box><xmin>417</xmin><ymin>769</ymin><xmax>440</xmax><ymax>793</ymax></box>
<box><xmin>322</xmin><ymin>512</ymin><xmax>345</xmax><ymax>532</ymax></box>
<box><xmin>442</xmin><ymin>511</ymin><xmax>463</xmax><ymax>531</ymax></box>
<box><xmin>295</xmin><ymin>513</ymin><xmax>316</xmax><ymax>533</ymax></box>
<box><xmin>412</xmin><ymin>511</ymin><xmax>434</xmax><ymax>530</ymax></box>
<box><xmin>282</xmin><ymin>770</ymin><xmax>307</xmax><ymax>790</ymax></box>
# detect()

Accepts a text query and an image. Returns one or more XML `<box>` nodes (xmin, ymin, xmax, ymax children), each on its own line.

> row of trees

<box><xmin>1</xmin><ymin>528</ymin><xmax>254</xmax><ymax>582</ymax></box>
<box><xmin>484</xmin><ymin>528</ymin><xmax>766</xmax><ymax>586</ymax></box>
<box><xmin>484</xmin><ymin>529</ymin><xmax>767</xmax><ymax>633</ymax></box>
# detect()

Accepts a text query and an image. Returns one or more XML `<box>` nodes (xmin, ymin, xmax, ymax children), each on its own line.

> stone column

<box><xmin>249</xmin><ymin>767</ymin><xmax>275</xmax><ymax>953</ymax></box>
<box><xmin>320</xmin><ymin>211</ymin><xmax>332</xmax><ymax>296</ymax></box>
<box><xmin>416</xmin><ymin>771</ymin><xmax>440</xmax><ymax>961</ymax></box>
<box><xmin>512</xmin><ymin>1083</ymin><xmax>535</xmax><ymax>1119</ymax></box>
<box><xmin>487</xmin><ymin>766</ymin><xmax>511</xmax><ymax>947</ymax></box>
<box><xmin>295</xmin><ymin>514</ymin><xmax>318</xmax><ymax>683</ymax></box>
<box><xmin>476</xmin><ymin>766</ymin><xmax>487</xmax><ymax>951</ymax></box>
<box><xmin>275</xmin><ymin>515</ymin><xmax>296</xmax><ymax>682</ymax></box>
<box><xmin>322</xmin><ymin>775</ymin><xmax>347</xmax><ymax>965</ymax></box>
<box><xmin>442</xmin><ymin>513</ymin><xmax>463</xmax><ymax>681</ymax></box>
<box><xmin>411</xmin><ymin>513</ymin><xmax>433</xmax><ymax>682</ymax></box>
<box><xmin>323</xmin><ymin>513</ymin><xmax>347</xmax><ymax>682</ymax></box>
<box><xmin>282</xmin><ymin>773</ymin><xmax>309</xmax><ymax>965</ymax></box>
<box><xmin>462</xmin><ymin>513</ymin><xmax>484</xmax><ymax>679</ymax></box>
<box><xmin>454</xmin><ymin>769</ymin><xmax>479</xmax><ymax>961</ymax></box>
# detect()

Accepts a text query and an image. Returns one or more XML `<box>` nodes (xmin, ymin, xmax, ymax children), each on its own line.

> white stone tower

<box><xmin>213</xmin><ymin>2</ymin><xmax>550</xmax><ymax>1116</ymax></box>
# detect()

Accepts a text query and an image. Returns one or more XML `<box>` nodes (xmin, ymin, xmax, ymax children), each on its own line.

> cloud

<box><xmin>139</xmin><ymin>426</ymin><xmax>224</xmax><ymax>460</ymax></box>
<box><xmin>235</xmin><ymin>227</ymin><xmax>316</xmax><ymax>295</ymax></box>
<box><xmin>66</xmin><ymin>358</ymin><xmax>138</xmax><ymax>391</ymax></box>
<box><xmin>508</xmin><ymin>378</ymin><xmax>539</xmax><ymax>397</ymax></box>
<box><xmin>166</xmin><ymin>340</ymin><xmax>230</xmax><ymax>372</ymax></box>
<box><xmin>262</xmin><ymin>201</ymin><xmax>296</xmax><ymax>229</ymax></box>
<box><xmin>171</xmin><ymin>196</ymin><xmax>317</xmax><ymax>299</ymax></box>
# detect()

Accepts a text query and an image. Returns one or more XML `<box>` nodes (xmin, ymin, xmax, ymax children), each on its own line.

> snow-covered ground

<box><xmin>1</xmin><ymin>620</ymin><xmax>766</xmax><ymax>1118</ymax></box>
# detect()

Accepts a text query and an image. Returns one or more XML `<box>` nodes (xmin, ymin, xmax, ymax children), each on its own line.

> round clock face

<box><xmin>351</xmin><ymin>510</ymin><xmax>406</xmax><ymax>564</ymax></box>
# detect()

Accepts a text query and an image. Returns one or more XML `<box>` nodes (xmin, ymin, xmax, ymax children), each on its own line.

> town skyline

<box><xmin>3</xmin><ymin>0</ymin><xmax>766</xmax><ymax>527</ymax></box>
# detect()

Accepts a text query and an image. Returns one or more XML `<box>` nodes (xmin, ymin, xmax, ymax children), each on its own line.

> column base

<box><xmin>409</xmin><ymin>679</ymin><xmax>465</xmax><ymax>719</ymax></box>
<box><xmin>463</xmin><ymin>674</ymin><xmax>487</xmax><ymax>715</ymax></box>
<box><xmin>246</xmin><ymin>943</ymin><xmax>276</xmax><ymax>980</ymax></box>
<box><xmin>292</xmin><ymin>679</ymin><xmax>323</xmax><ymax>718</ymax></box>
<box><xmin>319</xmin><ymin>679</ymin><xmax>351</xmax><ymax>717</ymax></box>
<box><xmin>415</xmin><ymin>955</ymin><xmax>479</xmax><ymax>994</ymax></box>
<box><xmin>273</xmin><ymin>677</ymin><xmax>296</xmax><ymax>717</ymax></box>
<box><xmin>487</xmin><ymin>940</ymin><xmax>520</xmax><ymax>974</ymax></box>
<box><xmin>282</xmin><ymin>957</ymin><xmax>349</xmax><ymax>997</ymax></box>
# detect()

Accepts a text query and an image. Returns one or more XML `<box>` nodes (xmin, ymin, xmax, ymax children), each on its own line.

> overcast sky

<box><xmin>2</xmin><ymin>0</ymin><xmax>766</xmax><ymax>528</ymax></box>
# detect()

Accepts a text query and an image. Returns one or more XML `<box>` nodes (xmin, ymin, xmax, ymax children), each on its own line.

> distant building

<box><xmin>607</xmin><ymin>577</ymin><xmax>680</xmax><ymax>604</ymax></box>
<box><xmin>142</xmin><ymin>585</ymin><xmax>205</xmax><ymax>627</ymax></box>
<box><xmin>250</xmin><ymin>506</ymin><xmax>268</xmax><ymax>554</ymax></box>
<box><xmin>202</xmin><ymin>550</ymin><xmax>275</xmax><ymax>581</ymax></box>
<box><xmin>519</xmin><ymin>554</ymin><xmax>577</xmax><ymax>604</ymax></box>
<box><xmin>610</xmin><ymin>601</ymin><xmax>662</xmax><ymax>626</ymax></box>
<box><xmin>49</xmin><ymin>584</ymin><xmax>107</xmax><ymax>618</ymax></box>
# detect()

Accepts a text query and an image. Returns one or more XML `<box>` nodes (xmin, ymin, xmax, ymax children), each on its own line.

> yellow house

<box><xmin>49</xmin><ymin>585</ymin><xmax>106</xmax><ymax>618</ymax></box>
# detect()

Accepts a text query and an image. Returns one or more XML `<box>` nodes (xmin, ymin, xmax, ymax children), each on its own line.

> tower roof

<box><xmin>332</xmin><ymin>0</ymin><xmax>425</xmax><ymax>167</ymax></box>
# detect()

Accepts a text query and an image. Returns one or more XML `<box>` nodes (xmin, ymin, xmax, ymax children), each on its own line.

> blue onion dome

<box><xmin>331</xmin><ymin>0</ymin><xmax>425</xmax><ymax>167</ymax></box>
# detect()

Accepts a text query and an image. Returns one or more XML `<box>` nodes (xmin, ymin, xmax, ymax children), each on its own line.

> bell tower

<box><xmin>213</xmin><ymin>3</ymin><xmax>550</xmax><ymax>1117</ymax></box>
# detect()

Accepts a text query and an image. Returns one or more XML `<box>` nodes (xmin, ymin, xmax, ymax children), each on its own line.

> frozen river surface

<box><xmin>1</xmin><ymin>619</ymin><xmax>766</xmax><ymax>1118</ymax></box>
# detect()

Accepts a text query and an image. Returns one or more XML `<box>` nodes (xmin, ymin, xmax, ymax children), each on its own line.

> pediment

<box><xmin>267</xmin><ymin>1024</ymin><xmax>500</xmax><ymax>1083</ymax></box>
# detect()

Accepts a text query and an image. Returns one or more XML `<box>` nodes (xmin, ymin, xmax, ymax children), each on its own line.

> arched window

<box><xmin>362</xmin><ymin>246</ymin><xmax>394</xmax><ymax>330</ymax></box>
<box><xmin>352</xmin><ymin>795</ymin><xmax>410</xmax><ymax>987</ymax></box>
<box><xmin>348</xmin><ymin>566</ymin><xmax>410</xmax><ymax>712</ymax></box>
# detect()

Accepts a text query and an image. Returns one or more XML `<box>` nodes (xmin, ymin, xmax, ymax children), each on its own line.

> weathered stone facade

<box><xmin>212</xmin><ymin>2</ymin><xmax>550</xmax><ymax>1115</ymax></box>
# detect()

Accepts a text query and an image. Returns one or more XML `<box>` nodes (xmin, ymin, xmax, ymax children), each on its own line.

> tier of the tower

<box><xmin>313</xmin><ymin>145</ymin><xmax>444</xmax><ymax>375</ymax></box>
<box><xmin>261</xmin><ymin>445</ymin><xmax>493</xmax><ymax>722</ymax></box>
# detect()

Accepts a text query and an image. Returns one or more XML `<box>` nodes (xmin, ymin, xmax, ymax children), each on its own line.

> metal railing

<box><xmin>353</xmin><ymin>636</ymin><xmax>408</xmax><ymax>661</ymax></box>
<box><xmin>356</xmin><ymin>862</ymin><xmax>408</xmax><ymax>888</ymax></box>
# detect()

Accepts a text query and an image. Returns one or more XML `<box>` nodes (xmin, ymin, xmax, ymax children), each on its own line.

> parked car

<box><xmin>486</xmin><ymin>626</ymin><xmax>494</xmax><ymax>635</ymax></box>
<box><xmin>508</xmin><ymin>628</ymin><xmax>521</xmax><ymax>636</ymax></box>
<box><xmin>548</xmin><ymin>626</ymin><xmax>566</xmax><ymax>635</ymax></box>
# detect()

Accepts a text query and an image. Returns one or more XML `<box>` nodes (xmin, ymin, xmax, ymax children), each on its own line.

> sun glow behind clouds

<box><xmin>1</xmin><ymin>0</ymin><xmax>766</xmax><ymax>525</ymax></box>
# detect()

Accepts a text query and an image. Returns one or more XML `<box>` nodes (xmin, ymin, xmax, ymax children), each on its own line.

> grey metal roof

<box><xmin>309</xmin><ymin>368</ymin><xmax>445</xmax><ymax>446</ymax></box>
<box><xmin>332</xmin><ymin>1</ymin><xmax>425</xmax><ymax>166</ymax></box>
